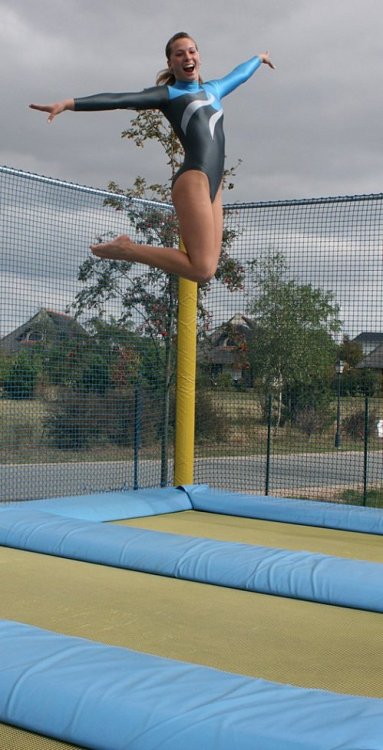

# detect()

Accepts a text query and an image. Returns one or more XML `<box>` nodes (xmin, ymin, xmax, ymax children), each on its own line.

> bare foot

<box><xmin>90</xmin><ymin>234</ymin><xmax>138</xmax><ymax>261</ymax></box>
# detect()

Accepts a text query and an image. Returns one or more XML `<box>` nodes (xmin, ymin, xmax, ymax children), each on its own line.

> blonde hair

<box><xmin>156</xmin><ymin>32</ymin><xmax>202</xmax><ymax>86</ymax></box>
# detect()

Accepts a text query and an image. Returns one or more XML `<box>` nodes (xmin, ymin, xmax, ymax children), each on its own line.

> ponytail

<box><xmin>156</xmin><ymin>68</ymin><xmax>176</xmax><ymax>86</ymax></box>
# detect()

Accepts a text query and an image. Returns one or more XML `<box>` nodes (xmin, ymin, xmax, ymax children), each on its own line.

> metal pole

<box><xmin>265</xmin><ymin>393</ymin><xmax>272</xmax><ymax>495</ymax></box>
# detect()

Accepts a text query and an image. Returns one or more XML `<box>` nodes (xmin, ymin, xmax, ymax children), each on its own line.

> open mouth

<box><xmin>183</xmin><ymin>63</ymin><xmax>195</xmax><ymax>73</ymax></box>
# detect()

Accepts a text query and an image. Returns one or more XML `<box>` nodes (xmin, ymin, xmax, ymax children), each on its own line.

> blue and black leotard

<box><xmin>74</xmin><ymin>56</ymin><xmax>262</xmax><ymax>202</ymax></box>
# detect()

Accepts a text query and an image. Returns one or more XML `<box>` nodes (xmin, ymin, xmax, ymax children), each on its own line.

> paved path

<box><xmin>1</xmin><ymin>451</ymin><xmax>382</xmax><ymax>502</ymax></box>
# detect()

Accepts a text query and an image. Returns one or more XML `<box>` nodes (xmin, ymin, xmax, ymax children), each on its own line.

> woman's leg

<box><xmin>173</xmin><ymin>171</ymin><xmax>223</xmax><ymax>281</ymax></box>
<box><xmin>90</xmin><ymin>171</ymin><xmax>223</xmax><ymax>283</ymax></box>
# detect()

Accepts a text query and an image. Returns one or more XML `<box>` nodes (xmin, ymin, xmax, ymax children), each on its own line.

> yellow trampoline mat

<box><xmin>1</xmin><ymin>544</ymin><xmax>382</xmax><ymax>700</ymax></box>
<box><xmin>115</xmin><ymin>509</ymin><xmax>383</xmax><ymax>563</ymax></box>
<box><xmin>0</xmin><ymin>724</ymin><xmax>86</xmax><ymax>750</ymax></box>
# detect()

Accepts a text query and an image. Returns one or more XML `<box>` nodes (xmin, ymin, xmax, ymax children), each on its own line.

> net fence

<box><xmin>1</xmin><ymin>166</ymin><xmax>383</xmax><ymax>505</ymax></box>
<box><xmin>0</xmin><ymin>167</ymin><xmax>176</xmax><ymax>500</ymax></box>
<box><xmin>195</xmin><ymin>194</ymin><xmax>383</xmax><ymax>503</ymax></box>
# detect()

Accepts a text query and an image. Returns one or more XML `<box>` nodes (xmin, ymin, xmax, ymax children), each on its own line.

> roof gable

<box><xmin>0</xmin><ymin>308</ymin><xmax>88</xmax><ymax>354</ymax></box>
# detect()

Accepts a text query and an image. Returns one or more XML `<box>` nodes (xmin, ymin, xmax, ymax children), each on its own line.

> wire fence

<box><xmin>1</xmin><ymin>166</ymin><xmax>383</xmax><ymax>505</ymax></box>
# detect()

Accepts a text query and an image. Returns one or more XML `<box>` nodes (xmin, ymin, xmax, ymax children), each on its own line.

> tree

<box><xmin>337</xmin><ymin>335</ymin><xmax>363</xmax><ymax>368</ymax></box>
<box><xmin>71</xmin><ymin>110</ymin><xmax>245</xmax><ymax>479</ymax></box>
<box><xmin>246</xmin><ymin>252</ymin><xmax>341</xmax><ymax>427</ymax></box>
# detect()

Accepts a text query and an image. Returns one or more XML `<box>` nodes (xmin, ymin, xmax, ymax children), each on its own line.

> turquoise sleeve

<box><xmin>210</xmin><ymin>56</ymin><xmax>262</xmax><ymax>99</ymax></box>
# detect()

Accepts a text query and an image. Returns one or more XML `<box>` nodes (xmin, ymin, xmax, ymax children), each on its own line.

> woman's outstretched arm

<box><xmin>211</xmin><ymin>51</ymin><xmax>275</xmax><ymax>99</ymax></box>
<box><xmin>30</xmin><ymin>87</ymin><xmax>167</xmax><ymax>121</ymax></box>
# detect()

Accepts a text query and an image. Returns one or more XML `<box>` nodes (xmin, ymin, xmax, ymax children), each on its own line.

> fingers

<box><xmin>261</xmin><ymin>51</ymin><xmax>276</xmax><ymax>69</ymax></box>
<box><xmin>29</xmin><ymin>103</ymin><xmax>58</xmax><ymax>123</ymax></box>
<box><xmin>29</xmin><ymin>103</ymin><xmax>48</xmax><ymax>112</ymax></box>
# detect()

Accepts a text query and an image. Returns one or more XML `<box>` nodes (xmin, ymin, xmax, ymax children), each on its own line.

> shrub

<box><xmin>44</xmin><ymin>391</ymin><xmax>103</xmax><ymax>450</ymax></box>
<box><xmin>44</xmin><ymin>385</ymin><xmax>163</xmax><ymax>450</ymax></box>
<box><xmin>284</xmin><ymin>380</ymin><xmax>334</xmax><ymax>425</ymax></box>
<box><xmin>341</xmin><ymin>369</ymin><xmax>381</xmax><ymax>397</ymax></box>
<box><xmin>342</xmin><ymin>408</ymin><xmax>378</xmax><ymax>441</ymax></box>
<box><xmin>3</xmin><ymin>354</ymin><xmax>38</xmax><ymax>400</ymax></box>
<box><xmin>81</xmin><ymin>356</ymin><xmax>112</xmax><ymax>396</ymax></box>
<box><xmin>295</xmin><ymin>406</ymin><xmax>333</xmax><ymax>439</ymax></box>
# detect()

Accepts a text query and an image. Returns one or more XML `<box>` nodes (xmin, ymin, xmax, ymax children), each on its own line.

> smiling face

<box><xmin>167</xmin><ymin>36</ymin><xmax>201</xmax><ymax>83</ymax></box>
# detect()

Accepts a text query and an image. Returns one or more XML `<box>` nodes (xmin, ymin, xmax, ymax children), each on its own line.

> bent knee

<box><xmin>193</xmin><ymin>259</ymin><xmax>218</xmax><ymax>284</ymax></box>
<box><xmin>186</xmin><ymin>249</ymin><xmax>220</xmax><ymax>283</ymax></box>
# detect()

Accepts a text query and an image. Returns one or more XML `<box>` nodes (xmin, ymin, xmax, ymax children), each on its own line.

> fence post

<box><xmin>362</xmin><ymin>395</ymin><xmax>369</xmax><ymax>506</ymax></box>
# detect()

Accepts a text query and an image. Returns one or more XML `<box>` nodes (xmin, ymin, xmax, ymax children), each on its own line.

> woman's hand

<box><xmin>29</xmin><ymin>99</ymin><xmax>75</xmax><ymax>123</ymax></box>
<box><xmin>259</xmin><ymin>52</ymin><xmax>275</xmax><ymax>70</ymax></box>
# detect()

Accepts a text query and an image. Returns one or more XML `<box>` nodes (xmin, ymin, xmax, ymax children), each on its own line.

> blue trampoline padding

<box><xmin>1</xmin><ymin>508</ymin><xmax>383</xmax><ymax>612</ymax></box>
<box><xmin>1</xmin><ymin>621</ymin><xmax>383</xmax><ymax>750</ymax></box>
<box><xmin>185</xmin><ymin>484</ymin><xmax>383</xmax><ymax>535</ymax></box>
<box><xmin>5</xmin><ymin>484</ymin><xmax>383</xmax><ymax>535</ymax></box>
<box><xmin>2</xmin><ymin>487</ymin><xmax>192</xmax><ymax>521</ymax></box>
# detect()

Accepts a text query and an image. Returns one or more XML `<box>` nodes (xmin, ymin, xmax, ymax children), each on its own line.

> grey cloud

<box><xmin>1</xmin><ymin>0</ymin><xmax>382</xmax><ymax>202</ymax></box>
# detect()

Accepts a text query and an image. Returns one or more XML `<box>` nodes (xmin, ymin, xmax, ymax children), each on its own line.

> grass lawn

<box><xmin>1</xmin><ymin>391</ymin><xmax>382</xmax><ymax>462</ymax></box>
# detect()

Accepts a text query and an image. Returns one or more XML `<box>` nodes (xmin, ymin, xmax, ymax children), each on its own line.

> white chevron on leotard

<box><xmin>181</xmin><ymin>93</ymin><xmax>220</xmax><ymax>136</ymax></box>
<box><xmin>208</xmin><ymin>108</ymin><xmax>224</xmax><ymax>138</ymax></box>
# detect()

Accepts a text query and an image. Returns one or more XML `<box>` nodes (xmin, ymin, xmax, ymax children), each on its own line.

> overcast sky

<box><xmin>2</xmin><ymin>0</ymin><xmax>382</xmax><ymax>204</ymax></box>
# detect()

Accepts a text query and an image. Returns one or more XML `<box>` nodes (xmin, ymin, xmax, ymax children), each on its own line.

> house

<box><xmin>356</xmin><ymin>343</ymin><xmax>383</xmax><ymax>373</ymax></box>
<box><xmin>0</xmin><ymin>308</ymin><xmax>88</xmax><ymax>355</ymax></box>
<box><xmin>198</xmin><ymin>313</ymin><xmax>254</xmax><ymax>385</ymax></box>
<box><xmin>351</xmin><ymin>332</ymin><xmax>383</xmax><ymax>357</ymax></box>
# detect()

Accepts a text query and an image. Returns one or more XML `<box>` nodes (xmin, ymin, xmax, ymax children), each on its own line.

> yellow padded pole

<box><xmin>174</xmin><ymin>240</ymin><xmax>197</xmax><ymax>486</ymax></box>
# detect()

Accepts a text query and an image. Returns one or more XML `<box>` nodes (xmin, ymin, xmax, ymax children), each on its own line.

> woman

<box><xmin>30</xmin><ymin>32</ymin><xmax>275</xmax><ymax>282</ymax></box>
